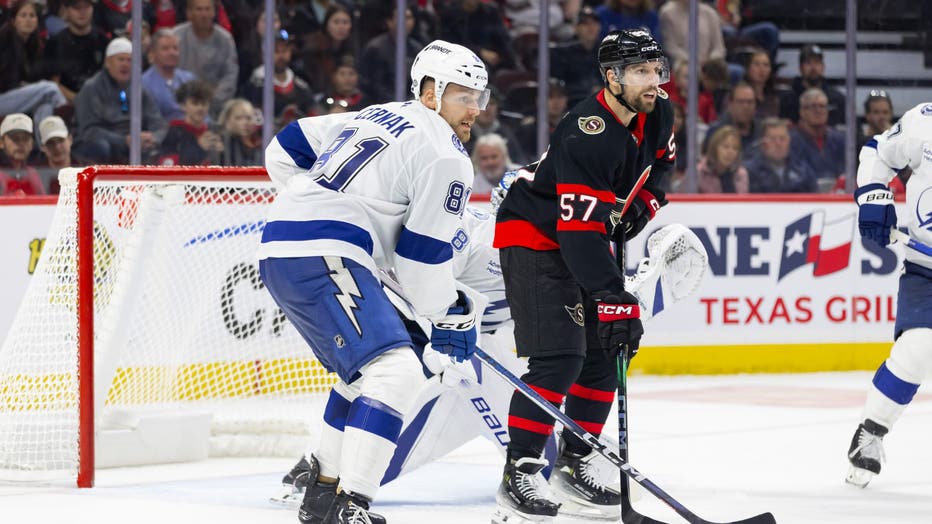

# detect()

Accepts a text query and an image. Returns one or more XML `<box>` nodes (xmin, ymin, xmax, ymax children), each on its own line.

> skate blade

<box><xmin>845</xmin><ymin>466</ymin><xmax>875</xmax><ymax>488</ymax></box>
<box><xmin>269</xmin><ymin>485</ymin><xmax>305</xmax><ymax>508</ymax></box>
<box><xmin>492</xmin><ymin>506</ymin><xmax>556</xmax><ymax>524</ymax></box>
<box><xmin>553</xmin><ymin>497</ymin><xmax>619</xmax><ymax>521</ymax></box>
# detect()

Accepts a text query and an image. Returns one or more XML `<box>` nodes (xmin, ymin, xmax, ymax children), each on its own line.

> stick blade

<box><xmin>721</xmin><ymin>512</ymin><xmax>777</xmax><ymax>524</ymax></box>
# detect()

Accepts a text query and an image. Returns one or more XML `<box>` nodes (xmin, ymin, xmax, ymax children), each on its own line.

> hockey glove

<box><xmin>617</xmin><ymin>187</ymin><xmax>667</xmax><ymax>240</ymax></box>
<box><xmin>595</xmin><ymin>292</ymin><xmax>643</xmax><ymax>360</ymax></box>
<box><xmin>854</xmin><ymin>183</ymin><xmax>896</xmax><ymax>248</ymax></box>
<box><xmin>490</xmin><ymin>170</ymin><xmax>517</xmax><ymax>216</ymax></box>
<box><xmin>429</xmin><ymin>291</ymin><xmax>478</xmax><ymax>363</ymax></box>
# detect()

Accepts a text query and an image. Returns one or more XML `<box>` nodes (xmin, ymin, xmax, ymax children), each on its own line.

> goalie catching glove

<box><xmin>615</xmin><ymin>186</ymin><xmax>667</xmax><ymax>240</ymax></box>
<box><xmin>854</xmin><ymin>183</ymin><xmax>896</xmax><ymax>248</ymax></box>
<box><xmin>428</xmin><ymin>290</ymin><xmax>478</xmax><ymax>363</ymax></box>
<box><xmin>594</xmin><ymin>291</ymin><xmax>643</xmax><ymax>360</ymax></box>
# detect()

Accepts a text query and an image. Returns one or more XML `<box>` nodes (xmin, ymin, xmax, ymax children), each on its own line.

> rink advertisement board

<box><xmin>0</xmin><ymin>195</ymin><xmax>906</xmax><ymax>374</ymax></box>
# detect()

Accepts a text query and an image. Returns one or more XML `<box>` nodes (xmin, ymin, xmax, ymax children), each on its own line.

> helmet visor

<box><xmin>613</xmin><ymin>57</ymin><xmax>671</xmax><ymax>86</ymax></box>
<box><xmin>441</xmin><ymin>83</ymin><xmax>492</xmax><ymax>111</ymax></box>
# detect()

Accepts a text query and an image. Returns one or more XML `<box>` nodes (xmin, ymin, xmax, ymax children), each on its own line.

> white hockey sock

<box><xmin>862</xmin><ymin>328</ymin><xmax>932</xmax><ymax>429</ymax></box>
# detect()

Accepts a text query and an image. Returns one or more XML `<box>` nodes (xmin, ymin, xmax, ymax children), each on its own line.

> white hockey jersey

<box><xmin>857</xmin><ymin>102</ymin><xmax>932</xmax><ymax>270</ymax></box>
<box><xmin>258</xmin><ymin>101</ymin><xmax>475</xmax><ymax>319</ymax></box>
<box><xmin>453</xmin><ymin>207</ymin><xmax>510</xmax><ymax>332</ymax></box>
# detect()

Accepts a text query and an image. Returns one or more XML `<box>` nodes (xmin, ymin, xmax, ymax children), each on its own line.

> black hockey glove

<box><xmin>595</xmin><ymin>291</ymin><xmax>644</xmax><ymax>360</ymax></box>
<box><xmin>617</xmin><ymin>187</ymin><xmax>667</xmax><ymax>240</ymax></box>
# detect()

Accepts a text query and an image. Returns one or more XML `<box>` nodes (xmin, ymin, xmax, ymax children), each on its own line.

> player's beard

<box><xmin>624</xmin><ymin>87</ymin><xmax>657</xmax><ymax>113</ymax></box>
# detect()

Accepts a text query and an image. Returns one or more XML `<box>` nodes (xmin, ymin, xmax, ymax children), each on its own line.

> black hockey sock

<box><xmin>562</xmin><ymin>350</ymin><xmax>616</xmax><ymax>456</ymax></box>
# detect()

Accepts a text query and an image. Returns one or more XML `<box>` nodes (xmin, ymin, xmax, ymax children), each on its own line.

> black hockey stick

<box><xmin>377</xmin><ymin>270</ymin><xmax>776</xmax><ymax>524</ymax></box>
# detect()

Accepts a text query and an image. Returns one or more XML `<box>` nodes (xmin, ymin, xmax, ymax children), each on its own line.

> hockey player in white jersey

<box><xmin>257</xmin><ymin>40</ymin><xmax>490</xmax><ymax>523</ymax></box>
<box><xmin>272</xmin><ymin>204</ymin><xmax>709</xmax><ymax>521</ymax></box>
<box><xmin>848</xmin><ymin>102</ymin><xmax>932</xmax><ymax>487</ymax></box>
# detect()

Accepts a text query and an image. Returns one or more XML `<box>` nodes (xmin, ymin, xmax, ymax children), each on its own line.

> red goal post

<box><xmin>0</xmin><ymin>166</ymin><xmax>337</xmax><ymax>487</ymax></box>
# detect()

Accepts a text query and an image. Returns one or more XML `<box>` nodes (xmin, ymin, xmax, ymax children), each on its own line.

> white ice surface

<box><xmin>3</xmin><ymin>372</ymin><xmax>932</xmax><ymax>524</ymax></box>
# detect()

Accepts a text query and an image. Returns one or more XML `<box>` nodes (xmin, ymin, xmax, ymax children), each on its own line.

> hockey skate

<box><xmin>492</xmin><ymin>457</ymin><xmax>560</xmax><ymax>524</ymax></box>
<box><xmin>270</xmin><ymin>455</ymin><xmax>313</xmax><ymax>507</ymax></box>
<box><xmin>294</xmin><ymin>455</ymin><xmax>339</xmax><ymax>524</ymax></box>
<box><xmin>846</xmin><ymin>419</ymin><xmax>888</xmax><ymax>488</ymax></box>
<box><xmin>321</xmin><ymin>491</ymin><xmax>386</xmax><ymax>524</ymax></box>
<box><xmin>549</xmin><ymin>449</ymin><xmax>621</xmax><ymax>520</ymax></box>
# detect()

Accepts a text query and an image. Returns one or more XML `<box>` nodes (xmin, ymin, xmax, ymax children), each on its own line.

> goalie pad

<box><xmin>626</xmin><ymin>224</ymin><xmax>708</xmax><ymax>319</ymax></box>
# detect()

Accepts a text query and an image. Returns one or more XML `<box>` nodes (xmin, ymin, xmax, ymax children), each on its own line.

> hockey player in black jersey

<box><xmin>491</xmin><ymin>29</ymin><xmax>675</xmax><ymax>523</ymax></box>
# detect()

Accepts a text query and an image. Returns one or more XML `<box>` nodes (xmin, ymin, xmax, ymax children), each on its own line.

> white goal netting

<box><xmin>0</xmin><ymin>167</ymin><xmax>336</xmax><ymax>484</ymax></box>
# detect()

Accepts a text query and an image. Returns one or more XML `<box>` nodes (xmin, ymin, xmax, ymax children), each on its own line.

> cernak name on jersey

<box><xmin>353</xmin><ymin>106</ymin><xmax>416</xmax><ymax>139</ymax></box>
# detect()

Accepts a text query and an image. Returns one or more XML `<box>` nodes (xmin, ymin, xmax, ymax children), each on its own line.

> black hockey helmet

<box><xmin>597</xmin><ymin>29</ymin><xmax>669</xmax><ymax>85</ymax></box>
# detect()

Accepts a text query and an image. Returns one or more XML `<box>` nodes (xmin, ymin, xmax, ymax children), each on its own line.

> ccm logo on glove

<box><xmin>597</xmin><ymin>303</ymin><xmax>640</xmax><ymax>320</ymax></box>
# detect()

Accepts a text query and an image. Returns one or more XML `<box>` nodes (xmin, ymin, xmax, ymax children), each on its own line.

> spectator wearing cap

<box><xmin>174</xmin><ymin>0</ymin><xmax>238</xmax><ymax>115</ymax></box>
<box><xmin>0</xmin><ymin>113</ymin><xmax>45</xmax><ymax>196</ymax></box>
<box><xmin>550</xmin><ymin>6</ymin><xmax>604</xmax><ymax>107</ymax></box>
<box><xmin>36</xmin><ymin>115</ymin><xmax>77</xmax><ymax>194</ymax></box>
<box><xmin>438</xmin><ymin>0</ymin><xmax>515</xmax><ymax>74</ymax></box>
<box><xmin>595</xmin><ymin>0</ymin><xmax>662</xmax><ymax>42</ymax></box>
<box><xmin>158</xmin><ymin>80</ymin><xmax>223</xmax><ymax>166</ymax></box>
<box><xmin>143</xmin><ymin>28</ymin><xmax>197</xmax><ymax>121</ymax></box>
<box><xmin>243</xmin><ymin>29</ymin><xmax>314</xmax><ymax>130</ymax></box>
<box><xmin>860</xmin><ymin>90</ymin><xmax>894</xmax><ymax>147</ymax></box>
<box><xmin>779</xmin><ymin>44</ymin><xmax>846</xmax><ymax>127</ymax></box>
<box><xmin>298</xmin><ymin>5</ymin><xmax>356</xmax><ymax>94</ymax></box>
<box><xmin>516</xmin><ymin>79</ymin><xmax>569</xmax><ymax>159</ymax></box>
<box><xmin>789</xmin><ymin>88</ymin><xmax>845</xmax><ymax>190</ymax></box>
<box><xmin>72</xmin><ymin>37</ymin><xmax>167</xmax><ymax>164</ymax></box>
<box><xmin>0</xmin><ymin>0</ymin><xmax>68</xmax><ymax>125</ymax></box>
<box><xmin>42</xmin><ymin>0</ymin><xmax>111</xmax><ymax>104</ymax></box>
<box><xmin>314</xmin><ymin>57</ymin><xmax>371</xmax><ymax>114</ymax></box>
<box><xmin>465</xmin><ymin>87</ymin><xmax>526</xmax><ymax>165</ymax></box>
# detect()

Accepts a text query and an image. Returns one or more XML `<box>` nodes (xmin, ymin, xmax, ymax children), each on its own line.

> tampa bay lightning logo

<box><xmin>451</xmin><ymin>134</ymin><xmax>468</xmax><ymax>156</ymax></box>
<box><xmin>921</xmin><ymin>104</ymin><xmax>932</xmax><ymax>116</ymax></box>
<box><xmin>916</xmin><ymin>187</ymin><xmax>932</xmax><ymax>231</ymax></box>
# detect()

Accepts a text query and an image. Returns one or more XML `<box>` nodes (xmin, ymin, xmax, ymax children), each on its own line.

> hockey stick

<box><xmin>890</xmin><ymin>229</ymin><xmax>932</xmax><ymax>257</ymax></box>
<box><xmin>376</xmin><ymin>270</ymin><xmax>775</xmax><ymax>524</ymax></box>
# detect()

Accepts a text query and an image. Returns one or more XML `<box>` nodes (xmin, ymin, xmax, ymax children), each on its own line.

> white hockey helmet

<box><xmin>410</xmin><ymin>40</ymin><xmax>491</xmax><ymax>113</ymax></box>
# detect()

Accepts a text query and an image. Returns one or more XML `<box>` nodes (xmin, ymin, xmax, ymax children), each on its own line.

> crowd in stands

<box><xmin>0</xmin><ymin>0</ymin><xmax>905</xmax><ymax>197</ymax></box>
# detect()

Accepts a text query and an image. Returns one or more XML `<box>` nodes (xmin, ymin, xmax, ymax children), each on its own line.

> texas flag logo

<box><xmin>778</xmin><ymin>211</ymin><xmax>855</xmax><ymax>280</ymax></box>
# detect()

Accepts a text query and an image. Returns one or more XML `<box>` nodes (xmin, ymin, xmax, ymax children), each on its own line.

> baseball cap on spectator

<box><xmin>106</xmin><ymin>37</ymin><xmax>133</xmax><ymax>58</ymax></box>
<box><xmin>799</xmin><ymin>44</ymin><xmax>824</xmax><ymax>64</ymax></box>
<box><xmin>577</xmin><ymin>6</ymin><xmax>600</xmax><ymax>24</ymax></box>
<box><xmin>39</xmin><ymin>116</ymin><xmax>69</xmax><ymax>145</ymax></box>
<box><xmin>1</xmin><ymin>113</ymin><xmax>33</xmax><ymax>137</ymax></box>
<box><xmin>276</xmin><ymin>29</ymin><xmax>291</xmax><ymax>43</ymax></box>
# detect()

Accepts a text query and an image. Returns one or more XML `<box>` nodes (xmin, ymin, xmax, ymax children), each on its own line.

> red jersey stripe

<box><xmin>556</xmin><ymin>220</ymin><xmax>607</xmax><ymax>233</ymax></box>
<box><xmin>493</xmin><ymin>220</ymin><xmax>559</xmax><ymax>250</ymax></box>
<box><xmin>555</xmin><ymin>183</ymin><xmax>615</xmax><ymax>203</ymax></box>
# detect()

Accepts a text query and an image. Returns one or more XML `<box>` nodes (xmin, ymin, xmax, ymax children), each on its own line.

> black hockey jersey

<box><xmin>493</xmin><ymin>89</ymin><xmax>675</xmax><ymax>296</ymax></box>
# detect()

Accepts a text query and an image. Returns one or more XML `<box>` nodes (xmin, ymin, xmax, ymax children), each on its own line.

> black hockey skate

<box><xmin>321</xmin><ymin>491</ymin><xmax>387</xmax><ymax>524</ymax></box>
<box><xmin>492</xmin><ymin>457</ymin><xmax>560</xmax><ymax>524</ymax></box>
<box><xmin>549</xmin><ymin>449</ymin><xmax>621</xmax><ymax>520</ymax></box>
<box><xmin>296</xmin><ymin>455</ymin><xmax>339</xmax><ymax>524</ymax></box>
<box><xmin>270</xmin><ymin>455</ymin><xmax>314</xmax><ymax>507</ymax></box>
<box><xmin>846</xmin><ymin>419</ymin><xmax>888</xmax><ymax>488</ymax></box>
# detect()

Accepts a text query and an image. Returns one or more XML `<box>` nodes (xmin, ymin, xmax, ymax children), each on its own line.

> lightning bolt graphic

<box><xmin>324</xmin><ymin>257</ymin><xmax>364</xmax><ymax>337</ymax></box>
<box><xmin>919</xmin><ymin>210</ymin><xmax>932</xmax><ymax>230</ymax></box>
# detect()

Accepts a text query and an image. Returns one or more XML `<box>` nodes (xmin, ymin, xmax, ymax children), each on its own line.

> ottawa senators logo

<box><xmin>565</xmin><ymin>303</ymin><xmax>585</xmax><ymax>327</ymax></box>
<box><xmin>578</xmin><ymin>116</ymin><xmax>605</xmax><ymax>135</ymax></box>
<box><xmin>657</xmin><ymin>87</ymin><xmax>669</xmax><ymax>99</ymax></box>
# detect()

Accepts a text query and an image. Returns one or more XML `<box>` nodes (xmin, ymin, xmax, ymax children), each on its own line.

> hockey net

<box><xmin>0</xmin><ymin>166</ymin><xmax>336</xmax><ymax>486</ymax></box>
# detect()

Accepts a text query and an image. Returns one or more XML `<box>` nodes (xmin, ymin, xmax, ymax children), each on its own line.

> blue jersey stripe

<box><xmin>261</xmin><ymin>220</ymin><xmax>374</xmax><ymax>255</ymax></box>
<box><xmin>277</xmin><ymin>121</ymin><xmax>318</xmax><ymax>169</ymax></box>
<box><xmin>395</xmin><ymin>226</ymin><xmax>453</xmax><ymax>265</ymax></box>
<box><xmin>864</xmin><ymin>138</ymin><xmax>878</xmax><ymax>150</ymax></box>
<box><xmin>346</xmin><ymin>396</ymin><xmax>404</xmax><ymax>442</ymax></box>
